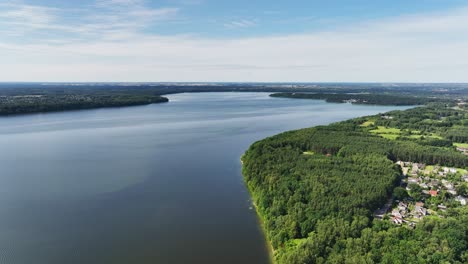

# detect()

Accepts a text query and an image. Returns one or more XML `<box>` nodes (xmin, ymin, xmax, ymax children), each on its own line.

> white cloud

<box><xmin>370</xmin><ymin>6</ymin><xmax>468</xmax><ymax>34</ymax></box>
<box><xmin>224</xmin><ymin>19</ymin><xmax>257</xmax><ymax>29</ymax></box>
<box><xmin>0</xmin><ymin>3</ymin><xmax>58</xmax><ymax>30</ymax></box>
<box><xmin>0</xmin><ymin>3</ymin><xmax>468</xmax><ymax>82</ymax></box>
<box><xmin>0</xmin><ymin>0</ymin><xmax>179</xmax><ymax>40</ymax></box>
<box><xmin>96</xmin><ymin>0</ymin><xmax>145</xmax><ymax>6</ymax></box>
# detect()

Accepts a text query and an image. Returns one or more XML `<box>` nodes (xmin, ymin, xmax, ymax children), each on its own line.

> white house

<box><xmin>456</xmin><ymin>196</ymin><xmax>467</xmax><ymax>206</ymax></box>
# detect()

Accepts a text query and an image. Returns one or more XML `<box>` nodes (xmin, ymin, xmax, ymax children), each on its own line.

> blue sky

<box><xmin>1</xmin><ymin>0</ymin><xmax>468</xmax><ymax>82</ymax></box>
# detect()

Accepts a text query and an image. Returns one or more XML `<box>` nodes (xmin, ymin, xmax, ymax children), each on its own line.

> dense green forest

<box><xmin>0</xmin><ymin>94</ymin><xmax>168</xmax><ymax>115</ymax></box>
<box><xmin>242</xmin><ymin>103</ymin><xmax>468</xmax><ymax>263</ymax></box>
<box><xmin>270</xmin><ymin>92</ymin><xmax>446</xmax><ymax>105</ymax></box>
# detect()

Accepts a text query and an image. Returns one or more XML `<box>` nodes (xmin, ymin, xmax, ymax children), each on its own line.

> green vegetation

<box><xmin>393</xmin><ymin>187</ymin><xmax>409</xmax><ymax>201</ymax></box>
<box><xmin>242</xmin><ymin>103</ymin><xmax>468</xmax><ymax>263</ymax></box>
<box><xmin>0</xmin><ymin>94</ymin><xmax>168</xmax><ymax>115</ymax></box>
<box><xmin>360</xmin><ymin>120</ymin><xmax>375</xmax><ymax>127</ymax></box>
<box><xmin>455</xmin><ymin>142</ymin><xmax>468</xmax><ymax>148</ymax></box>
<box><xmin>270</xmin><ymin>92</ymin><xmax>447</xmax><ymax>106</ymax></box>
<box><xmin>370</xmin><ymin>126</ymin><xmax>402</xmax><ymax>140</ymax></box>
<box><xmin>370</xmin><ymin>126</ymin><xmax>402</xmax><ymax>134</ymax></box>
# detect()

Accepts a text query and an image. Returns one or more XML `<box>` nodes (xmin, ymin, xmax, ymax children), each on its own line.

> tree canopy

<box><xmin>242</xmin><ymin>103</ymin><xmax>468</xmax><ymax>263</ymax></box>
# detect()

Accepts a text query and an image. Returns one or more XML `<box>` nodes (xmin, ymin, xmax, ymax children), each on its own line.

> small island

<box><xmin>242</xmin><ymin>101</ymin><xmax>468</xmax><ymax>263</ymax></box>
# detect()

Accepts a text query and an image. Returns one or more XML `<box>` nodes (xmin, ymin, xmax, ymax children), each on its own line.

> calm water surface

<box><xmin>0</xmin><ymin>93</ymin><xmax>410</xmax><ymax>264</ymax></box>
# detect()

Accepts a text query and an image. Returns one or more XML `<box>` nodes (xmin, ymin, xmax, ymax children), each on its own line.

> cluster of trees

<box><xmin>375</xmin><ymin>104</ymin><xmax>467</xmax><ymax>133</ymax></box>
<box><xmin>279</xmin><ymin>208</ymin><xmax>468</xmax><ymax>263</ymax></box>
<box><xmin>0</xmin><ymin>94</ymin><xmax>168</xmax><ymax>115</ymax></box>
<box><xmin>242</xmin><ymin>104</ymin><xmax>468</xmax><ymax>263</ymax></box>
<box><xmin>373</xmin><ymin>104</ymin><xmax>468</xmax><ymax>148</ymax></box>
<box><xmin>446</xmin><ymin>127</ymin><xmax>468</xmax><ymax>143</ymax></box>
<box><xmin>270</xmin><ymin>93</ymin><xmax>446</xmax><ymax>106</ymax></box>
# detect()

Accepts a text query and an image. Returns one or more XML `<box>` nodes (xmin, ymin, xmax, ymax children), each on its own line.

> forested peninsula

<box><xmin>270</xmin><ymin>92</ymin><xmax>445</xmax><ymax>105</ymax></box>
<box><xmin>0</xmin><ymin>94</ymin><xmax>168</xmax><ymax>116</ymax></box>
<box><xmin>242</xmin><ymin>102</ymin><xmax>468</xmax><ymax>263</ymax></box>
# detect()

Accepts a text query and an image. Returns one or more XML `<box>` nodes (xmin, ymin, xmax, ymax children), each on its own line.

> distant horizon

<box><xmin>1</xmin><ymin>82</ymin><xmax>468</xmax><ymax>85</ymax></box>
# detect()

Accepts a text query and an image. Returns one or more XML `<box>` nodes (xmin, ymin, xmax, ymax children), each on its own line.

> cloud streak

<box><xmin>0</xmin><ymin>0</ymin><xmax>180</xmax><ymax>40</ymax></box>
<box><xmin>224</xmin><ymin>19</ymin><xmax>257</xmax><ymax>29</ymax></box>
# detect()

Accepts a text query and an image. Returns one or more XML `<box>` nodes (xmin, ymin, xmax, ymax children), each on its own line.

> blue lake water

<box><xmin>0</xmin><ymin>92</ymin><xmax>410</xmax><ymax>264</ymax></box>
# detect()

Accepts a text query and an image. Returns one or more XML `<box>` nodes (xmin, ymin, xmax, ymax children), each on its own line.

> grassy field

<box><xmin>454</xmin><ymin>142</ymin><xmax>468</xmax><ymax>148</ymax></box>
<box><xmin>370</xmin><ymin>126</ymin><xmax>401</xmax><ymax>134</ymax></box>
<box><xmin>369</xmin><ymin>126</ymin><xmax>443</xmax><ymax>141</ymax></box>
<box><xmin>370</xmin><ymin>126</ymin><xmax>401</xmax><ymax>140</ymax></box>
<box><xmin>428</xmin><ymin>133</ymin><xmax>443</xmax><ymax>139</ymax></box>
<box><xmin>360</xmin><ymin>120</ymin><xmax>375</xmax><ymax>127</ymax></box>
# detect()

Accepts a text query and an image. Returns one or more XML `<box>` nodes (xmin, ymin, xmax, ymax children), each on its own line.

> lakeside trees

<box><xmin>269</xmin><ymin>92</ymin><xmax>447</xmax><ymax>106</ymax></box>
<box><xmin>0</xmin><ymin>94</ymin><xmax>168</xmax><ymax>115</ymax></box>
<box><xmin>242</xmin><ymin>104</ymin><xmax>468</xmax><ymax>263</ymax></box>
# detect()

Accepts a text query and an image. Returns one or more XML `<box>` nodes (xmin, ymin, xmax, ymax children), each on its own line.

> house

<box><xmin>414</xmin><ymin>205</ymin><xmax>427</xmax><ymax>216</ymax></box>
<box><xmin>456</xmin><ymin>196</ymin><xmax>467</xmax><ymax>206</ymax></box>
<box><xmin>428</xmin><ymin>180</ymin><xmax>440</xmax><ymax>189</ymax></box>
<box><xmin>443</xmin><ymin>167</ymin><xmax>457</xmax><ymax>174</ymax></box>
<box><xmin>392</xmin><ymin>217</ymin><xmax>403</xmax><ymax>225</ymax></box>
<box><xmin>398</xmin><ymin>202</ymin><xmax>409</xmax><ymax>212</ymax></box>
<box><xmin>437</xmin><ymin>204</ymin><xmax>447</xmax><ymax>211</ymax></box>
<box><xmin>415</xmin><ymin>163</ymin><xmax>426</xmax><ymax>170</ymax></box>
<box><xmin>391</xmin><ymin>209</ymin><xmax>403</xmax><ymax>218</ymax></box>
<box><xmin>415</xmin><ymin>202</ymin><xmax>424</xmax><ymax>207</ymax></box>
<box><xmin>442</xmin><ymin>180</ymin><xmax>454</xmax><ymax>190</ymax></box>
<box><xmin>411</xmin><ymin>163</ymin><xmax>425</xmax><ymax>175</ymax></box>
<box><xmin>429</xmin><ymin>190</ymin><xmax>438</xmax><ymax>197</ymax></box>
<box><xmin>456</xmin><ymin>147</ymin><xmax>468</xmax><ymax>155</ymax></box>
<box><xmin>462</xmin><ymin>175</ymin><xmax>468</xmax><ymax>182</ymax></box>
<box><xmin>408</xmin><ymin>177</ymin><xmax>421</xmax><ymax>184</ymax></box>
<box><xmin>448</xmin><ymin>189</ymin><xmax>457</xmax><ymax>195</ymax></box>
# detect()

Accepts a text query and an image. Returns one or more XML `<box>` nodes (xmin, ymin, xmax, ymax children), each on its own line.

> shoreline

<box><xmin>0</xmin><ymin>89</ymin><xmax>425</xmax><ymax>117</ymax></box>
<box><xmin>251</xmin><ymin>200</ymin><xmax>276</xmax><ymax>264</ymax></box>
<box><xmin>241</xmin><ymin>156</ymin><xmax>276</xmax><ymax>264</ymax></box>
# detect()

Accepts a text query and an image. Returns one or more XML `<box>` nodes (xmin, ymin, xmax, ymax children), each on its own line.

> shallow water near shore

<box><xmin>0</xmin><ymin>92</ymin><xmax>411</xmax><ymax>264</ymax></box>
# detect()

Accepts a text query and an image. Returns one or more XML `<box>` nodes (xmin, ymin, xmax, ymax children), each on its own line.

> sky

<box><xmin>1</xmin><ymin>0</ymin><xmax>468</xmax><ymax>82</ymax></box>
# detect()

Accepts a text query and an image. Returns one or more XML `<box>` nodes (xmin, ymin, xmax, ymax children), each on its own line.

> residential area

<box><xmin>376</xmin><ymin>161</ymin><xmax>468</xmax><ymax>226</ymax></box>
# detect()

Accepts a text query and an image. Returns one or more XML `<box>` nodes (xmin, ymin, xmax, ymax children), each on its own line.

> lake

<box><xmin>0</xmin><ymin>92</ymin><xmax>410</xmax><ymax>264</ymax></box>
